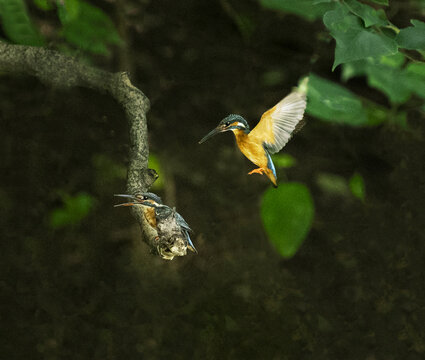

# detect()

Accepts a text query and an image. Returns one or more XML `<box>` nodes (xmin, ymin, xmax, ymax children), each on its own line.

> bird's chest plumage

<box><xmin>233</xmin><ymin>130</ymin><xmax>268</xmax><ymax>168</ymax></box>
<box><xmin>144</xmin><ymin>207</ymin><xmax>157</xmax><ymax>228</ymax></box>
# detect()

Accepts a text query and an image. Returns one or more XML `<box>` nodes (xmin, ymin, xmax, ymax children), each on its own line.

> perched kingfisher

<box><xmin>114</xmin><ymin>192</ymin><xmax>197</xmax><ymax>255</ymax></box>
<box><xmin>199</xmin><ymin>87</ymin><xmax>307</xmax><ymax>187</ymax></box>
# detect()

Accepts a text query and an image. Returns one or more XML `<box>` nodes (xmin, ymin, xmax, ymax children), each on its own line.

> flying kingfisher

<box><xmin>199</xmin><ymin>86</ymin><xmax>307</xmax><ymax>187</ymax></box>
<box><xmin>114</xmin><ymin>192</ymin><xmax>197</xmax><ymax>257</ymax></box>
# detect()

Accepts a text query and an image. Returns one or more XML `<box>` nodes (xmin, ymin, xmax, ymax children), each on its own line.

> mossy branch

<box><xmin>0</xmin><ymin>42</ymin><xmax>163</xmax><ymax>254</ymax></box>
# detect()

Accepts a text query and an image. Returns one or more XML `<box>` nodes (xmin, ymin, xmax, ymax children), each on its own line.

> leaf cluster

<box><xmin>49</xmin><ymin>192</ymin><xmax>95</xmax><ymax>229</ymax></box>
<box><xmin>258</xmin><ymin>0</ymin><xmax>425</xmax><ymax>258</ymax></box>
<box><xmin>261</xmin><ymin>0</ymin><xmax>425</xmax><ymax>126</ymax></box>
<box><xmin>0</xmin><ymin>0</ymin><xmax>122</xmax><ymax>56</ymax></box>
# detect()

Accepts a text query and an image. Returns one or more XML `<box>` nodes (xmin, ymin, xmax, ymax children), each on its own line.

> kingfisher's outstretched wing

<box><xmin>249</xmin><ymin>91</ymin><xmax>306</xmax><ymax>154</ymax></box>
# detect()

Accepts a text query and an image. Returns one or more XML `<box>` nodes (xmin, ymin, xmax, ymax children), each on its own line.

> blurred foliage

<box><xmin>0</xmin><ymin>0</ymin><xmax>45</xmax><ymax>46</ymax></box>
<box><xmin>49</xmin><ymin>192</ymin><xmax>95</xmax><ymax>229</ymax></box>
<box><xmin>349</xmin><ymin>172</ymin><xmax>366</xmax><ymax>201</ymax></box>
<box><xmin>316</xmin><ymin>172</ymin><xmax>366</xmax><ymax>201</ymax></box>
<box><xmin>316</xmin><ymin>172</ymin><xmax>351</xmax><ymax>198</ymax></box>
<box><xmin>260</xmin><ymin>0</ymin><xmax>335</xmax><ymax>21</ymax></box>
<box><xmin>261</xmin><ymin>183</ymin><xmax>314</xmax><ymax>258</ymax></box>
<box><xmin>0</xmin><ymin>0</ymin><xmax>121</xmax><ymax>56</ymax></box>
<box><xmin>368</xmin><ymin>0</ymin><xmax>388</xmax><ymax>5</ymax></box>
<box><xmin>33</xmin><ymin>0</ymin><xmax>54</xmax><ymax>11</ymax></box>
<box><xmin>57</xmin><ymin>0</ymin><xmax>122</xmax><ymax>56</ymax></box>
<box><xmin>271</xmin><ymin>153</ymin><xmax>296</xmax><ymax>168</ymax></box>
<box><xmin>92</xmin><ymin>154</ymin><xmax>126</xmax><ymax>193</ymax></box>
<box><xmin>148</xmin><ymin>153</ymin><xmax>165</xmax><ymax>191</ymax></box>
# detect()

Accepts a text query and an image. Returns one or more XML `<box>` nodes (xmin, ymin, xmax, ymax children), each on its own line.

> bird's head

<box><xmin>114</xmin><ymin>192</ymin><xmax>163</xmax><ymax>208</ymax></box>
<box><xmin>199</xmin><ymin>114</ymin><xmax>249</xmax><ymax>144</ymax></box>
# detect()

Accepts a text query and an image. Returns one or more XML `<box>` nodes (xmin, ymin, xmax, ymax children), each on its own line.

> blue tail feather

<box><xmin>184</xmin><ymin>230</ymin><xmax>197</xmax><ymax>253</ymax></box>
<box><xmin>265</xmin><ymin>149</ymin><xmax>277</xmax><ymax>178</ymax></box>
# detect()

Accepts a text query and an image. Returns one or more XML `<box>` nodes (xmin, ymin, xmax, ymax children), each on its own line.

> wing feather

<box><xmin>250</xmin><ymin>91</ymin><xmax>306</xmax><ymax>154</ymax></box>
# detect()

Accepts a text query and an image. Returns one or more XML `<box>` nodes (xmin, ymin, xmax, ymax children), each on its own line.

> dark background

<box><xmin>1</xmin><ymin>1</ymin><xmax>424</xmax><ymax>359</ymax></box>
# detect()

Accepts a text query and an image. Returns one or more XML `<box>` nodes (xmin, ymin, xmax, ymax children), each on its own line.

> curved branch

<box><xmin>0</xmin><ymin>42</ymin><xmax>162</xmax><ymax>254</ymax></box>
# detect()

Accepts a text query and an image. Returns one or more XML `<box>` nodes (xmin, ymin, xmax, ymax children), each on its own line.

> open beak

<box><xmin>198</xmin><ymin>126</ymin><xmax>225</xmax><ymax>144</ymax></box>
<box><xmin>114</xmin><ymin>194</ymin><xmax>138</xmax><ymax>207</ymax></box>
<box><xmin>114</xmin><ymin>194</ymin><xmax>156</xmax><ymax>208</ymax></box>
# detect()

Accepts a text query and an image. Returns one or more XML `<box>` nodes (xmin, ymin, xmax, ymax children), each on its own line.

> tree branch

<box><xmin>0</xmin><ymin>42</ymin><xmax>181</xmax><ymax>258</ymax></box>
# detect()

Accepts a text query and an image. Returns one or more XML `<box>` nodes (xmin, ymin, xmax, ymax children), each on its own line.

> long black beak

<box><xmin>198</xmin><ymin>126</ymin><xmax>224</xmax><ymax>144</ymax></box>
<box><xmin>114</xmin><ymin>194</ymin><xmax>157</xmax><ymax>208</ymax></box>
<box><xmin>114</xmin><ymin>194</ymin><xmax>138</xmax><ymax>207</ymax></box>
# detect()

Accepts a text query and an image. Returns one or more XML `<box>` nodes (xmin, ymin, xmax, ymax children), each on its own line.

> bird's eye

<box><xmin>225</xmin><ymin>121</ymin><xmax>231</xmax><ymax>127</ymax></box>
<box><xmin>143</xmin><ymin>196</ymin><xmax>148</xmax><ymax>200</ymax></box>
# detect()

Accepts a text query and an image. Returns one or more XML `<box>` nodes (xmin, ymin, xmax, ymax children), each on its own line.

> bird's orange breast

<box><xmin>144</xmin><ymin>207</ymin><xmax>157</xmax><ymax>228</ymax></box>
<box><xmin>233</xmin><ymin>130</ymin><xmax>268</xmax><ymax>168</ymax></box>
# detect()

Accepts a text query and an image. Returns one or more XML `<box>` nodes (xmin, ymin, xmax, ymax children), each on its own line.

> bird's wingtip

<box><xmin>295</xmin><ymin>76</ymin><xmax>309</xmax><ymax>97</ymax></box>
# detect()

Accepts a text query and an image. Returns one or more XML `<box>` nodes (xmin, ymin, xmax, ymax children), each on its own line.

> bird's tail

<box><xmin>265</xmin><ymin>168</ymin><xmax>278</xmax><ymax>188</ymax></box>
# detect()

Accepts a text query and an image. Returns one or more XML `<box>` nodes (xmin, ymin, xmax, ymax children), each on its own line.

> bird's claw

<box><xmin>248</xmin><ymin>168</ymin><xmax>265</xmax><ymax>175</ymax></box>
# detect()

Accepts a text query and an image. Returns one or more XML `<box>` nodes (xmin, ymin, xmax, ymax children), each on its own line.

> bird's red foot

<box><xmin>248</xmin><ymin>168</ymin><xmax>265</xmax><ymax>175</ymax></box>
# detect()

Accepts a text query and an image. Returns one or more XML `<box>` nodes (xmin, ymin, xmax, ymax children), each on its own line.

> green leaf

<box><xmin>316</xmin><ymin>173</ymin><xmax>350</xmax><ymax>197</ymax></box>
<box><xmin>366</xmin><ymin>63</ymin><xmax>412</xmax><ymax>104</ymax></box>
<box><xmin>49</xmin><ymin>192</ymin><xmax>95</xmax><ymax>229</ymax></box>
<box><xmin>343</xmin><ymin>55</ymin><xmax>412</xmax><ymax>104</ymax></box>
<box><xmin>0</xmin><ymin>0</ymin><xmax>45</xmax><ymax>46</ymax></box>
<box><xmin>343</xmin><ymin>0</ymin><xmax>388</xmax><ymax>27</ymax></box>
<box><xmin>405</xmin><ymin>62</ymin><xmax>425</xmax><ymax>98</ymax></box>
<box><xmin>379</xmin><ymin>52</ymin><xmax>405</xmax><ymax>68</ymax></box>
<box><xmin>309</xmin><ymin>72</ymin><xmax>392</xmax><ymax>126</ymax></box>
<box><xmin>323</xmin><ymin>4</ymin><xmax>397</xmax><ymax>70</ymax></box>
<box><xmin>349</xmin><ymin>172</ymin><xmax>366</xmax><ymax>201</ymax></box>
<box><xmin>33</xmin><ymin>0</ymin><xmax>53</xmax><ymax>11</ymax></box>
<box><xmin>364</xmin><ymin>102</ymin><xmax>387</xmax><ymax>126</ymax></box>
<box><xmin>58</xmin><ymin>0</ymin><xmax>80</xmax><ymax>23</ymax></box>
<box><xmin>396</xmin><ymin>19</ymin><xmax>425</xmax><ymax>51</ymax></box>
<box><xmin>307</xmin><ymin>73</ymin><xmax>368</xmax><ymax>125</ymax></box>
<box><xmin>411</xmin><ymin>20</ymin><xmax>425</xmax><ymax>29</ymax></box>
<box><xmin>260</xmin><ymin>0</ymin><xmax>335</xmax><ymax>21</ymax></box>
<box><xmin>58</xmin><ymin>0</ymin><xmax>122</xmax><ymax>55</ymax></box>
<box><xmin>261</xmin><ymin>183</ymin><xmax>314</xmax><ymax>258</ymax></box>
<box><xmin>364</xmin><ymin>0</ymin><xmax>388</xmax><ymax>5</ymax></box>
<box><xmin>271</xmin><ymin>153</ymin><xmax>296</xmax><ymax>168</ymax></box>
<box><xmin>341</xmin><ymin>59</ymin><xmax>368</xmax><ymax>81</ymax></box>
<box><xmin>406</xmin><ymin>62</ymin><xmax>425</xmax><ymax>77</ymax></box>
<box><xmin>148</xmin><ymin>153</ymin><xmax>164</xmax><ymax>190</ymax></box>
